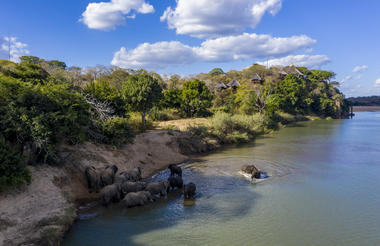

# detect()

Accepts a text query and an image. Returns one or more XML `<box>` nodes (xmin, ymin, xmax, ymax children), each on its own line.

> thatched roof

<box><xmin>214</xmin><ymin>81</ymin><xmax>228</xmax><ymax>89</ymax></box>
<box><xmin>252</xmin><ymin>74</ymin><xmax>262</xmax><ymax>81</ymax></box>
<box><xmin>227</xmin><ymin>80</ymin><xmax>240</xmax><ymax>88</ymax></box>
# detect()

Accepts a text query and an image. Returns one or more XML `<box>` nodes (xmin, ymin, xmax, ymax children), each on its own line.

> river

<box><xmin>63</xmin><ymin>111</ymin><xmax>380</xmax><ymax>246</ymax></box>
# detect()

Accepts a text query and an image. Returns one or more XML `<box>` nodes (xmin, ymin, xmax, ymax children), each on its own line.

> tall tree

<box><xmin>122</xmin><ymin>73</ymin><xmax>162</xmax><ymax>129</ymax></box>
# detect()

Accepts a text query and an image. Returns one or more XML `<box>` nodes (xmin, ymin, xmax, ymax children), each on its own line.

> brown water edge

<box><xmin>353</xmin><ymin>106</ymin><xmax>380</xmax><ymax>112</ymax></box>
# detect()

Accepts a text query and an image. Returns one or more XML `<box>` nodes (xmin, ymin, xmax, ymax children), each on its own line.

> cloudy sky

<box><xmin>0</xmin><ymin>0</ymin><xmax>379</xmax><ymax>96</ymax></box>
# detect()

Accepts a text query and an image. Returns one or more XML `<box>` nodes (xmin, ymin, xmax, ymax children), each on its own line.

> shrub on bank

<box><xmin>0</xmin><ymin>137</ymin><xmax>31</xmax><ymax>192</ymax></box>
<box><xmin>101</xmin><ymin>117</ymin><xmax>135</xmax><ymax>146</ymax></box>
<box><xmin>209</xmin><ymin>112</ymin><xmax>265</xmax><ymax>144</ymax></box>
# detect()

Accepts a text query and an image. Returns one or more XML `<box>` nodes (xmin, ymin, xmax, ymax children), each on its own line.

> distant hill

<box><xmin>347</xmin><ymin>96</ymin><xmax>380</xmax><ymax>106</ymax></box>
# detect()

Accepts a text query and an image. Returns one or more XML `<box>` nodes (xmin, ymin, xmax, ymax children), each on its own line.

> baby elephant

<box><xmin>121</xmin><ymin>181</ymin><xmax>147</xmax><ymax>194</ymax></box>
<box><xmin>123</xmin><ymin>191</ymin><xmax>155</xmax><ymax>208</ymax></box>
<box><xmin>101</xmin><ymin>183</ymin><xmax>122</xmax><ymax>207</ymax></box>
<box><xmin>120</xmin><ymin>166</ymin><xmax>142</xmax><ymax>182</ymax></box>
<box><xmin>168</xmin><ymin>164</ymin><xmax>182</xmax><ymax>177</ymax></box>
<box><xmin>145</xmin><ymin>180</ymin><xmax>170</xmax><ymax>197</ymax></box>
<box><xmin>183</xmin><ymin>183</ymin><xmax>196</xmax><ymax>199</ymax></box>
<box><xmin>167</xmin><ymin>176</ymin><xmax>183</xmax><ymax>192</ymax></box>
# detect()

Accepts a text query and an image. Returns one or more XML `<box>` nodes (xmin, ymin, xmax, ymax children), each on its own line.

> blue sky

<box><xmin>1</xmin><ymin>0</ymin><xmax>380</xmax><ymax>97</ymax></box>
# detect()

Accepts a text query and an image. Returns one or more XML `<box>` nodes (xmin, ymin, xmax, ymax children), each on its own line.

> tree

<box><xmin>276</xmin><ymin>74</ymin><xmax>311</xmax><ymax>114</ymax></box>
<box><xmin>180</xmin><ymin>79</ymin><xmax>213</xmax><ymax>117</ymax></box>
<box><xmin>209</xmin><ymin>68</ymin><xmax>225</xmax><ymax>76</ymax></box>
<box><xmin>122</xmin><ymin>73</ymin><xmax>162</xmax><ymax>129</ymax></box>
<box><xmin>162</xmin><ymin>88</ymin><xmax>182</xmax><ymax>109</ymax></box>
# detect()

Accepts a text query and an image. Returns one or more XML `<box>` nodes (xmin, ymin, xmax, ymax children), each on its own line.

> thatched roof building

<box><xmin>214</xmin><ymin>81</ymin><xmax>228</xmax><ymax>90</ymax></box>
<box><xmin>227</xmin><ymin>80</ymin><xmax>240</xmax><ymax>89</ymax></box>
<box><xmin>251</xmin><ymin>74</ymin><xmax>263</xmax><ymax>84</ymax></box>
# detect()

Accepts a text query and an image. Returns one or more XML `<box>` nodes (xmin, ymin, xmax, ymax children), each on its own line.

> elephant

<box><xmin>101</xmin><ymin>183</ymin><xmax>122</xmax><ymax>207</ymax></box>
<box><xmin>251</xmin><ymin>171</ymin><xmax>268</xmax><ymax>180</ymax></box>
<box><xmin>241</xmin><ymin>164</ymin><xmax>259</xmax><ymax>175</ymax></box>
<box><xmin>114</xmin><ymin>174</ymin><xmax>128</xmax><ymax>184</ymax></box>
<box><xmin>121</xmin><ymin>181</ymin><xmax>147</xmax><ymax>195</ymax></box>
<box><xmin>168</xmin><ymin>164</ymin><xmax>182</xmax><ymax>177</ymax></box>
<box><xmin>145</xmin><ymin>180</ymin><xmax>170</xmax><ymax>197</ymax></box>
<box><xmin>123</xmin><ymin>191</ymin><xmax>155</xmax><ymax>208</ymax></box>
<box><xmin>120</xmin><ymin>166</ymin><xmax>142</xmax><ymax>182</ymax></box>
<box><xmin>167</xmin><ymin>176</ymin><xmax>183</xmax><ymax>192</ymax></box>
<box><xmin>100</xmin><ymin>165</ymin><xmax>118</xmax><ymax>187</ymax></box>
<box><xmin>85</xmin><ymin>166</ymin><xmax>101</xmax><ymax>193</ymax></box>
<box><xmin>183</xmin><ymin>183</ymin><xmax>196</xmax><ymax>199</ymax></box>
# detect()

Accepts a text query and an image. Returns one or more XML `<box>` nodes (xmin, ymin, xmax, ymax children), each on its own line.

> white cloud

<box><xmin>352</xmin><ymin>65</ymin><xmax>368</xmax><ymax>73</ymax></box>
<box><xmin>112</xmin><ymin>33</ymin><xmax>315</xmax><ymax>69</ymax></box>
<box><xmin>341</xmin><ymin>75</ymin><xmax>352</xmax><ymax>83</ymax></box>
<box><xmin>112</xmin><ymin>41</ymin><xmax>197</xmax><ymax>69</ymax></box>
<box><xmin>257</xmin><ymin>54</ymin><xmax>330</xmax><ymax>68</ymax></box>
<box><xmin>1</xmin><ymin>37</ymin><xmax>30</xmax><ymax>62</ymax></box>
<box><xmin>81</xmin><ymin>0</ymin><xmax>154</xmax><ymax>30</ymax></box>
<box><xmin>161</xmin><ymin>0</ymin><xmax>282</xmax><ymax>38</ymax></box>
<box><xmin>375</xmin><ymin>78</ymin><xmax>380</xmax><ymax>87</ymax></box>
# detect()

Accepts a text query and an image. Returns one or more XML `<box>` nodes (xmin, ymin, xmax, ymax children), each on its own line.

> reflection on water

<box><xmin>63</xmin><ymin>112</ymin><xmax>380</xmax><ymax>246</ymax></box>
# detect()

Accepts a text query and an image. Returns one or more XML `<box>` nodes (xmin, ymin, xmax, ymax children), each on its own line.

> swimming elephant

<box><xmin>100</xmin><ymin>165</ymin><xmax>118</xmax><ymax>187</ymax></box>
<box><xmin>251</xmin><ymin>171</ymin><xmax>268</xmax><ymax>180</ymax></box>
<box><xmin>167</xmin><ymin>176</ymin><xmax>183</xmax><ymax>192</ymax></box>
<box><xmin>241</xmin><ymin>164</ymin><xmax>259</xmax><ymax>175</ymax></box>
<box><xmin>101</xmin><ymin>183</ymin><xmax>122</xmax><ymax>207</ymax></box>
<box><xmin>168</xmin><ymin>164</ymin><xmax>182</xmax><ymax>177</ymax></box>
<box><xmin>183</xmin><ymin>183</ymin><xmax>196</xmax><ymax>199</ymax></box>
<box><xmin>121</xmin><ymin>181</ymin><xmax>147</xmax><ymax>194</ymax></box>
<box><xmin>85</xmin><ymin>166</ymin><xmax>101</xmax><ymax>193</ymax></box>
<box><xmin>123</xmin><ymin>191</ymin><xmax>155</xmax><ymax>208</ymax></box>
<box><xmin>145</xmin><ymin>181</ymin><xmax>170</xmax><ymax>197</ymax></box>
<box><xmin>120</xmin><ymin>166</ymin><xmax>142</xmax><ymax>182</ymax></box>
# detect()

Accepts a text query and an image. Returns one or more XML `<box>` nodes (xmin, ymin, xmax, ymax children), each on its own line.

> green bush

<box><xmin>210</xmin><ymin>112</ymin><xmax>264</xmax><ymax>143</ymax></box>
<box><xmin>148</xmin><ymin>107</ymin><xmax>180</xmax><ymax>121</ymax></box>
<box><xmin>0</xmin><ymin>137</ymin><xmax>31</xmax><ymax>192</ymax></box>
<box><xmin>101</xmin><ymin>117</ymin><xmax>135</xmax><ymax>146</ymax></box>
<box><xmin>0</xmin><ymin>77</ymin><xmax>90</xmax><ymax>163</ymax></box>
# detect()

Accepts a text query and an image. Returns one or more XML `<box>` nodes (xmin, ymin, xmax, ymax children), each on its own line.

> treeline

<box><xmin>347</xmin><ymin>96</ymin><xmax>380</xmax><ymax>106</ymax></box>
<box><xmin>0</xmin><ymin>56</ymin><xmax>348</xmax><ymax>191</ymax></box>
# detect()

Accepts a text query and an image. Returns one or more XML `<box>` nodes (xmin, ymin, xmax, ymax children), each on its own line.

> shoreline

<box><xmin>352</xmin><ymin>106</ymin><xmax>380</xmax><ymax>112</ymax></box>
<box><xmin>0</xmin><ymin>115</ymin><xmax>318</xmax><ymax>246</ymax></box>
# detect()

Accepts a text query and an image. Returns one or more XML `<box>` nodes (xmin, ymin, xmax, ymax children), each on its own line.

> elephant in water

<box><xmin>121</xmin><ymin>181</ymin><xmax>147</xmax><ymax>195</ymax></box>
<box><xmin>251</xmin><ymin>171</ymin><xmax>268</xmax><ymax>180</ymax></box>
<box><xmin>123</xmin><ymin>191</ymin><xmax>155</xmax><ymax>208</ymax></box>
<box><xmin>241</xmin><ymin>164</ymin><xmax>259</xmax><ymax>175</ymax></box>
<box><xmin>167</xmin><ymin>176</ymin><xmax>183</xmax><ymax>192</ymax></box>
<box><xmin>101</xmin><ymin>183</ymin><xmax>122</xmax><ymax>207</ymax></box>
<box><xmin>145</xmin><ymin>181</ymin><xmax>170</xmax><ymax>197</ymax></box>
<box><xmin>168</xmin><ymin>164</ymin><xmax>182</xmax><ymax>177</ymax></box>
<box><xmin>184</xmin><ymin>183</ymin><xmax>196</xmax><ymax>199</ymax></box>
<box><xmin>120</xmin><ymin>166</ymin><xmax>142</xmax><ymax>182</ymax></box>
<box><xmin>85</xmin><ymin>166</ymin><xmax>101</xmax><ymax>193</ymax></box>
<box><xmin>100</xmin><ymin>165</ymin><xmax>118</xmax><ymax>187</ymax></box>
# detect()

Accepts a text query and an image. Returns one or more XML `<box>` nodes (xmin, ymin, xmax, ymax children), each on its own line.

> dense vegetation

<box><xmin>347</xmin><ymin>96</ymin><xmax>380</xmax><ymax>106</ymax></box>
<box><xmin>0</xmin><ymin>56</ymin><xmax>348</xmax><ymax>191</ymax></box>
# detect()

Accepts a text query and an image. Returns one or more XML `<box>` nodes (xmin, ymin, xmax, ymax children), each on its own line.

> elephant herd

<box><xmin>84</xmin><ymin>164</ymin><xmax>196</xmax><ymax>209</ymax></box>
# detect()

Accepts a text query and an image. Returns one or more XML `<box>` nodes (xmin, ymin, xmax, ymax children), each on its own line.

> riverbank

<box><xmin>0</xmin><ymin>114</ymin><xmax>316</xmax><ymax>245</ymax></box>
<box><xmin>353</xmin><ymin>106</ymin><xmax>380</xmax><ymax>112</ymax></box>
